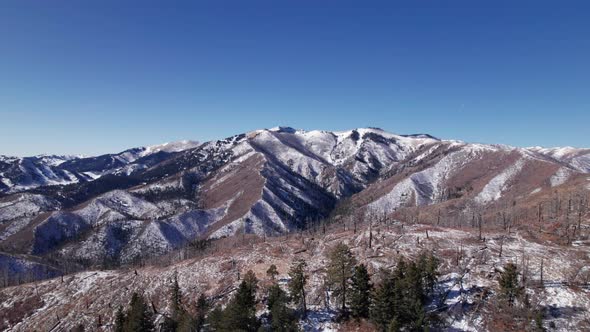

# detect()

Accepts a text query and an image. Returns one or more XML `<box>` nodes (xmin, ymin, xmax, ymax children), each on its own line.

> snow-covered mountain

<box><xmin>0</xmin><ymin>140</ymin><xmax>200</xmax><ymax>193</ymax></box>
<box><xmin>0</xmin><ymin>127</ymin><xmax>588</xmax><ymax>266</ymax></box>
<box><xmin>528</xmin><ymin>146</ymin><xmax>590</xmax><ymax>172</ymax></box>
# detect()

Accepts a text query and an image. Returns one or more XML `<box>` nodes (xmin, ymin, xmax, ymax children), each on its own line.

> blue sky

<box><xmin>1</xmin><ymin>1</ymin><xmax>589</xmax><ymax>156</ymax></box>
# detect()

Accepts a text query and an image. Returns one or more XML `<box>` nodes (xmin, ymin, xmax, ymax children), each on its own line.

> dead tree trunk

<box><xmin>368</xmin><ymin>221</ymin><xmax>373</xmax><ymax>249</ymax></box>
<box><xmin>540</xmin><ymin>258</ymin><xmax>544</xmax><ymax>287</ymax></box>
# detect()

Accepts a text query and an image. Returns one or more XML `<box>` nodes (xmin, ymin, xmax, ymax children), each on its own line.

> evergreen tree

<box><xmin>370</xmin><ymin>271</ymin><xmax>397</xmax><ymax>331</ymax></box>
<box><xmin>219</xmin><ymin>270</ymin><xmax>260</xmax><ymax>332</ymax></box>
<box><xmin>270</xmin><ymin>300</ymin><xmax>298</xmax><ymax>332</ymax></box>
<box><xmin>266</xmin><ymin>264</ymin><xmax>279</xmax><ymax>281</ymax></box>
<box><xmin>268</xmin><ymin>283</ymin><xmax>287</xmax><ymax>311</ymax></box>
<box><xmin>349</xmin><ymin>264</ymin><xmax>372</xmax><ymax>319</ymax></box>
<box><xmin>497</xmin><ymin>262</ymin><xmax>523</xmax><ymax>306</ymax></box>
<box><xmin>287</xmin><ymin>259</ymin><xmax>308</xmax><ymax>316</ymax></box>
<box><xmin>170</xmin><ymin>271</ymin><xmax>183</xmax><ymax>320</ymax></box>
<box><xmin>114</xmin><ymin>306</ymin><xmax>125</xmax><ymax>332</ymax></box>
<box><xmin>326</xmin><ymin>243</ymin><xmax>357</xmax><ymax>315</ymax></box>
<box><xmin>400</xmin><ymin>261</ymin><xmax>424</xmax><ymax>326</ymax></box>
<box><xmin>124</xmin><ymin>292</ymin><xmax>154</xmax><ymax>332</ymax></box>
<box><xmin>386</xmin><ymin>318</ymin><xmax>400</xmax><ymax>332</ymax></box>
<box><xmin>194</xmin><ymin>293</ymin><xmax>209</xmax><ymax>331</ymax></box>
<box><xmin>161</xmin><ymin>270</ymin><xmax>200</xmax><ymax>332</ymax></box>
<box><xmin>267</xmin><ymin>283</ymin><xmax>298</xmax><ymax>332</ymax></box>
<box><xmin>243</xmin><ymin>270</ymin><xmax>259</xmax><ymax>294</ymax></box>
<box><xmin>207</xmin><ymin>305</ymin><xmax>225</xmax><ymax>331</ymax></box>
<box><xmin>205</xmin><ymin>272</ymin><xmax>259</xmax><ymax>331</ymax></box>
<box><xmin>406</xmin><ymin>295</ymin><xmax>426</xmax><ymax>331</ymax></box>
<box><xmin>176</xmin><ymin>312</ymin><xmax>197</xmax><ymax>332</ymax></box>
<box><xmin>370</xmin><ymin>254</ymin><xmax>440</xmax><ymax>332</ymax></box>
<box><xmin>160</xmin><ymin>316</ymin><xmax>178</xmax><ymax>332</ymax></box>
<box><xmin>418</xmin><ymin>251</ymin><xmax>439</xmax><ymax>294</ymax></box>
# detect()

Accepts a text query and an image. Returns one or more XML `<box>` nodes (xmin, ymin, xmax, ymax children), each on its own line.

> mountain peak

<box><xmin>268</xmin><ymin>126</ymin><xmax>298</xmax><ymax>133</ymax></box>
<box><xmin>141</xmin><ymin>140</ymin><xmax>201</xmax><ymax>156</ymax></box>
<box><xmin>401</xmin><ymin>133</ymin><xmax>440</xmax><ymax>140</ymax></box>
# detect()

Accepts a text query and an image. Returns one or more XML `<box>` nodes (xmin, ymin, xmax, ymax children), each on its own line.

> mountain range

<box><xmin>1</xmin><ymin>127</ymin><xmax>589</xmax><ymax>269</ymax></box>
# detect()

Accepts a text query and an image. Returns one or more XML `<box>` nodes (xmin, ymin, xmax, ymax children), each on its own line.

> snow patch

<box><xmin>550</xmin><ymin>167</ymin><xmax>572</xmax><ymax>187</ymax></box>
<box><xmin>475</xmin><ymin>158</ymin><xmax>526</xmax><ymax>204</ymax></box>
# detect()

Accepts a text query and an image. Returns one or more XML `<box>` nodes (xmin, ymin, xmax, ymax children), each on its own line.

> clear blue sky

<box><xmin>1</xmin><ymin>1</ymin><xmax>589</xmax><ymax>156</ymax></box>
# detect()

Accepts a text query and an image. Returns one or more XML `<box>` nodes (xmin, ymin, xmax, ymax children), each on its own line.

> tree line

<box><xmin>110</xmin><ymin>244</ymin><xmax>441</xmax><ymax>331</ymax></box>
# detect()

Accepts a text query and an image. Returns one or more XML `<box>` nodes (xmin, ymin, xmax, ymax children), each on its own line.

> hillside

<box><xmin>1</xmin><ymin>219</ymin><xmax>589</xmax><ymax>331</ymax></box>
<box><xmin>0</xmin><ymin>127</ymin><xmax>589</xmax><ymax>273</ymax></box>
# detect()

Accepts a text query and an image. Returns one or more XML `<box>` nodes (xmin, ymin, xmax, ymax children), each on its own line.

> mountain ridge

<box><xmin>0</xmin><ymin>127</ymin><xmax>589</xmax><ymax>268</ymax></box>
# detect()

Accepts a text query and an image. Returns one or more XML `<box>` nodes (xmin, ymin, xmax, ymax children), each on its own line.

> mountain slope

<box><xmin>0</xmin><ymin>128</ymin><xmax>588</xmax><ymax>267</ymax></box>
<box><xmin>0</xmin><ymin>140</ymin><xmax>200</xmax><ymax>194</ymax></box>
<box><xmin>1</xmin><ymin>221</ymin><xmax>588</xmax><ymax>331</ymax></box>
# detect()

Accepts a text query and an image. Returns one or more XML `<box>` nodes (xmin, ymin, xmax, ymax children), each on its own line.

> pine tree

<box><xmin>270</xmin><ymin>300</ymin><xmax>298</xmax><ymax>332</ymax></box>
<box><xmin>222</xmin><ymin>270</ymin><xmax>260</xmax><ymax>332</ymax></box>
<box><xmin>207</xmin><ymin>305</ymin><xmax>225</xmax><ymax>331</ymax></box>
<box><xmin>370</xmin><ymin>274</ymin><xmax>396</xmax><ymax>331</ymax></box>
<box><xmin>170</xmin><ymin>270</ymin><xmax>183</xmax><ymax>322</ymax></box>
<box><xmin>114</xmin><ymin>306</ymin><xmax>125</xmax><ymax>332</ymax></box>
<box><xmin>326</xmin><ymin>243</ymin><xmax>357</xmax><ymax>315</ymax></box>
<box><xmin>267</xmin><ymin>283</ymin><xmax>298</xmax><ymax>332</ymax></box>
<box><xmin>350</xmin><ymin>264</ymin><xmax>372</xmax><ymax>319</ymax></box>
<box><xmin>390</xmin><ymin>258</ymin><xmax>406</xmax><ymax>320</ymax></box>
<box><xmin>418</xmin><ymin>251</ymin><xmax>439</xmax><ymax>294</ymax></box>
<box><xmin>268</xmin><ymin>283</ymin><xmax>286</xmax><ymax>311</ymax></box>
<box><xmin>287</xmin><ymin>259</ymin><xmax>308</xmax><ymax>317</ymax></box>
<box><xmin>370</xmin><ymin>254</ymin><xmax>440</xmax><ymax>331</ymax></box>
<box><xmin>498</xmin><ymin>262</ymin><xmax>523</xmax><ymax>306</ymax></box>
<box><xmin>407</xmin><ymin>295</ymin><xmax>426</xmax><ymax>331</ymax></box>
<box><xmin>398</xmin><ymin>260</ymin><xmax>427</xmax><ymax>329</ymax></box>
<box><xmin>194</xmin><ymin>293</ymin><xmax>209</xmax><ymax>331</ymax></box>
<box><xmin>124</xmin><ymin>292</ymin><xmax>154</xmax><ymax>332</ymax></box>
<box><xmin>266</xmin><ymin>264</ymin><xmax>279</xmax><ymax>281</ymax></box>
<box><xmin>175</xmin><ymin>314</ymin><xmax>196</xmax><ymax>332</ymax></box>
<box><xmin>387</xmin><ymin>318</ymin><xmax>400</xmax><ymax>332</ymax></box>
<box><xmin>205</xmin><ymin>271</ymin><xmax>259</xmax><ymax>331</ymax></box>
<box><xmin>243</xmin><ymin>270</ymin><xmax>259</xmax><ymax>296</ymax></box>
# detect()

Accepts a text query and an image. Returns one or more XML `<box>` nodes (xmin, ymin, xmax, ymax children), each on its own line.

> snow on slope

<box><xmin>115</xmin><ymin>140</ymin><xmax>201</xmax><ymax>164</ymax></box>
<box><xmin>0</xmin><ymin>140</ymin><xmax>200</xmax><ymax>193</ymax></box>
<box><xmin>250</xmin><ymin>127</ymin><xmax>440</xmax><ymax>197</ymax></box>
<box><xmin>55</xmin><ymin>193</ymin><xmax>231</xmax><ymax>263</ymax></box>
<box><xmin>24</xmin><ymin>190</ymin><xmax>165</xmax><ymax>256</ymax></box>
<box><xmin>528</xmin><ymin>146</ymin><xmax>590</xmax><ymax>172</ymax></box>
<box><xmin>369</xmin><ymin>146</ymin><xmax>478</xmax><ymax>212</ymax></box>
<box><xmin>570</xmin><ymin>153</ymin><xmax>590</xmax><ymax>172</ymax></box>
<box><xmin>0</xmin><ymin>194</ymin><xmax>61</xmax><ymax>241</ymax></box>
<box><xmin>33</xmin><ymin>154</ymin><xmax>80</xmax><ymax>166</ymax></box>
<box><xmin>474</xmin><ymin>157</ymin><xmax>526</xmax><ymax>204</ymax></box>
<box><xmin>528</xmin><ymin>146</ymin><xmax>582</xmax><ymax>159</ymax></box>
<box><xmin>0</xmin><ymin>193</ymin><xmax>59</xmax><ymax>223</ymax></box>
<box><xmin>141</xmin><ymin>140</ymin><xmax>201</xmax><ymax>157</ymax></box>
<box><xmin>2</xmin><ymin>223</ymin><xmax>589</xmax><ymax>332</ymax></box>
<box><xmin>550</xmin><ymin>167</ymin><xmax>574</xmax><ymax>187</ymax></box>
<box><xmin>2</xmin><ymin>127</ymin><xmax>589</xmax><ymax>267</ymax></box>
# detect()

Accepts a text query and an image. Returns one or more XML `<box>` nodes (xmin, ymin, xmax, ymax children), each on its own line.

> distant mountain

<box><xmin>0</xmin><ymin>127</ymin><xmax>588</xmax><ymax>266</ymax></box>
<box><xmin>527</xmin><ymin>146</ymin><xmax>590</xmax><ymax>172</ymax></box>
<box><xmin>0</xmin><ymin>140</ymin><xmax>200</xmax><ymax>193</ymax></box>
